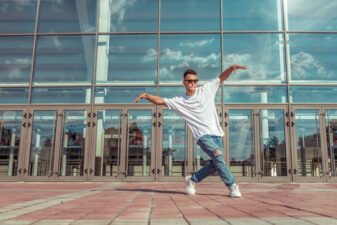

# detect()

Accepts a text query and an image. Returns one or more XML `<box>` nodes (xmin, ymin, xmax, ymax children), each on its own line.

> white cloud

<box><xmin>5</xmin><ymin>58</ymin><xmax>31</xmax><ymax>77</ymax></box>
<box><xmin>143</xmin><ymin>48</ymin><xmax>157</xmax><ymax>62</ymax></box>
<box><xmin>179</xmin><ymin>38</ymin><xmax>214</xmax><ymax>48</ymax></box>
<box><xmin>0</xmin><ymin>0</ymin><xmax>35</xmax><ymax>12</ymax></box>
<box><xmin>291</xmin><ymin>51</ymin><xmax>333</xmax><ymax>79</ymax></box>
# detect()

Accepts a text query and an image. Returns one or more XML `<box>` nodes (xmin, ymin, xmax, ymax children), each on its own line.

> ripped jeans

<box><xmin>191</xmin><ymin>134</ymin><xmax>235</xmax><ymax>187</ymax></box>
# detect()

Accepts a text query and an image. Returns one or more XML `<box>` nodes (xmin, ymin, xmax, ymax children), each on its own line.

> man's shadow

<box><xmin>115</xmin><ymin>188</ymin><xmax>225</xmax><ymax>197</ymax></box>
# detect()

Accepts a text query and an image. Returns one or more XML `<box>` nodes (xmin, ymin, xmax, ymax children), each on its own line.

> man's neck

<box><xmin>186</xmin><ymin>90</ymin><xmax>196</xmax><ymax>96</ymax></box>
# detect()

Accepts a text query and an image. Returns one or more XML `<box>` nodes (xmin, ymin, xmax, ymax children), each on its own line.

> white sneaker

<box><xmin>185</xmin><ymin>175</ymin><xmax>196</xmax><ymax>195</ymax></box>
<box><xmin>229</xmin><ymin>183</ymin><xmax>242</xmax><ymax>198</ymax></box>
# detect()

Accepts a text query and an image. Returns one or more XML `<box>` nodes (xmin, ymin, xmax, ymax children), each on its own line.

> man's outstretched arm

<box><xmin>134</xmin><ymin>93</ymin><xmax>167</xmax><ymax>106</ymax></box>
<box><xmin>219</xmin><ymin>65</ymin><xmax>247</xmax><ymax>83</ymax></box>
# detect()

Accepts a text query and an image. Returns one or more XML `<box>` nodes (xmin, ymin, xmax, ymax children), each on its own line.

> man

<box><xmin>134</xmin><ymin>65</ymin><xmax>247</xmax><ymax>197</ymax></box>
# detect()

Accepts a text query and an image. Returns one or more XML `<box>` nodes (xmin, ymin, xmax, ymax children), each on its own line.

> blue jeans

<box><xmin>191</xmin><ymin>134</ymin><xmax>235</xmax><ymax>187</ymax></box>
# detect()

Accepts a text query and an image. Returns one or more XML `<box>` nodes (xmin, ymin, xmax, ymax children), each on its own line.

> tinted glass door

<box><xmin>258</xmin><ymin>108</ymin><xmax>290</xmax><ymax>181</ymax></box>
<box><xmin>292</xmin><ymin>108</ymin><xmax>326</xmax><ymax>182</ymax></box>
<box><xmin>227</xmin><ymin>109</ymin><xmax>257</xmax><ymax>181</ymax></box>
<box><xmin>0</xmin><ymin>110</ymin><xmax>25</xmax><ymax>180</ymax></box>
<box><xmin>324</xmin><ymin>109</ymin><xmax>337</xmax><ymax>181</ymax></box>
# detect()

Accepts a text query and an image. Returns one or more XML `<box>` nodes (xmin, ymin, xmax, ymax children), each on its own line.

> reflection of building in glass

<box><xmin>0</xmin><ymin>0</ymin><xmax>337</xmax><ymax>182</ymax></box>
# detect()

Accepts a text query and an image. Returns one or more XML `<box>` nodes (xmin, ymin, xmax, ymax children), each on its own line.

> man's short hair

<box><xmin>183</xmin><ymin>69</ymin><xmax>197</xmax><ymax>78</ymax></box>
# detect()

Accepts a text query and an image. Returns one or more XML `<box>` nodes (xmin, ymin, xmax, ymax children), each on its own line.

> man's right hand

<box><xmin>134</xmin><ymin>93</ymin><xmax>147</xmax><ymax>103</ymax></box>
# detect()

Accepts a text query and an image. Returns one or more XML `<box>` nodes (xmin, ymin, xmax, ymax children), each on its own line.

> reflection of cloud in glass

<box><xmin>0</xmin><ymin>0</ymin><xmax>35</xmax><ymax>12</ymax></box>
<box><xmin>287</xmin><ymin>0</ymin><xmax>337</xmax><ymax>30</ymax></box>
<box><xmin>291</xmin><ymin>51</ymin><xmax>333</xmax><ymax>79</ymax></box>
<box><xmin>5</xmin><ymin>58</ymin><xmax>31</xmax><ymax>77</ymax></box>
<box><xmin>179</xmin><ymin>38</ymin><xmax>214</xmax><ymax>48</ymax></box>
<box><xmin>108</xmin><ymin>0</ymin><xmax>138</xmax><ymax>32</ymax></box>
<box><xmin>223</xmin><ymin>53</ymin><xmax>280</xmax><ymax>81</ymax></box>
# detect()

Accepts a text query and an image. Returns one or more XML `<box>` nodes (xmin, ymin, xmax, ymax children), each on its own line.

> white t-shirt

<box><xmin>164</xmin><ymin>77</ymin><xmax>224</xmax><ymax>142</ymax></box>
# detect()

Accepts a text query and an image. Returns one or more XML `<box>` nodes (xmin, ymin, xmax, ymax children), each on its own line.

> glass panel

<box><xmin>224</xmin><ymin>86</ymin><xmax>287</xmax><ymax>103</ymax></box>
<box><xmin>0</xmin><ymin>88</ymin><xmax>29</xmax><ymax>104</ymax></box>
<box><xmin>33</xmin><ymin>35</ymin><xmax>95</xmax><ymax>84</ymax></box>
<box><xmin>0</xmin><ymin>111</ymin><xmax>22</xmax><ymax>176</ymax></box>
<box><xmin>96</xmin><ymin>35</ymin><xmax>157</xmax><ymax>84</ymax></box>
<box><xmin>290</xmin><ymin>87</ymin><xmax>337</xmax><ymax>103</ymax></box>
<box><xmin>59</xmin><ymin>110</ymin><xmax>87</xmax><ymax>176</ymax></box>
<box><xmin>160</xmin><ymin>34</ymin><xmax>221</xmax><ymax>84</ymax></box>
<box><xmin>288</xmin><ymin>34</ymin><xmax>337</xmax><ymax>83</ymax></box>
<box><xmin>0</xmin><ymin>36</ymin><xmax>34</xmax><ymax>84</ymax></box>
<box><xmin>28</xmin><ymin>111</ymin><xmax>57</xmax><ymax>176</ymax></box>
<box><xmin>295</xmin><ymin>110</ymin><xmax>323</xmax><ymax>177</ymax></box>
<box><xmin>31</xmin><ymin>87</ymin><xmax>91</xmax><ymax>104</ymax></box>
<box><xmin>161</xmin><ymin>0</ymin><xmax>220</xmax><ymax>31</ymax></box>
<box><xmin>229</xmin><ymin>110</ymin><xmax>255</xmax><ymax>177</ymax></box>
<box><xmin>223</xmin><ymin>34</ymin><xmax>286</xmax><ymax>84</ymax></box>
<box><xmin>0</xmin><ymin>0</ymin><xmax>37</xmax><ymax>33</ymax></box>
<box><xmin>95</xmin><ymin>87</ymin><xmax>156</xmax><ymax>104</ymax></box>
<box><xmin>94</xmin><ymin>110</ymin><xmax>122</xmax><ymax>177</ymax></box>
<box><xmin>287</xmin><ymin>0</ymin><xmax>337</xmax><ymax>31</ymax></box>
<box><xmin>99</xmin><ymin>0</ymin><xmax>157</xmax><ymax>32</ymax></box>
<box><xmin>223</xmin><ymin>0</ymin><xmax>283</xmax><ymax>31</ymax></box>
<box><xmin>162</xmin><ymin>110</ymin><xmax>187</xmax><ymax>177</ymax></box>
<box><xmin>325</xmin><ymin>110</ymin><xmax>337</xmax><ymax>177</ymax></box>
<box><xmin>259</xmin><ymin>109</ymin><xmax>287</xmax><ymax>177</ymax></box>
<box><xmin>38</xmin><ymin>0</ymin><xmax>97</xmax><ymax>33</ymax></box>
<box><xmin>127</xmin><ymin>110</ymin><xmax>152</xmax><ymax>177</ymax></box>
<box><xmin>159</xmin><ymin>86</ymin><xmax>222</xmax><ymax>104</ymax></box>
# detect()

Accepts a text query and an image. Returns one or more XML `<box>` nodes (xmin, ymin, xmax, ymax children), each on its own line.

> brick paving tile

<box><xmin>1</xmin><ymin>183</ymin><xmax>337</xmax><ymax>224</ymax></box>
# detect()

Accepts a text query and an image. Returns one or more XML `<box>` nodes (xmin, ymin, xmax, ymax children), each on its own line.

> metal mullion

<box><xmin>27</xmin><ymin>0</ymin><xmax>41</xmax><ymax>107</ymax></box>
<box><xmin>222</xmin><ymin>83</ymin><xmax>288</xmax><ymax>86</ymax></box>
<box><xmin>98</xmin><ymin>32</ymin><xmax>158</xmax><ymax>35</ymax></box>
<box><xmin>95</xmin><ymin>83</ymin><xmax>157</xmax><ymax>87</ymax></box>
<box><xmin>253</xmin><ymin>107</ymin><xmax>260</xmax><ymax>180</ymax></box>
<box><xmin>157</xmin><ymin>0</ymin><xmax>161</xmax><ymax>94</ymax></box>
<box><xmin>222</xmin><ymin>31</ymin><xmax>283</xmax><ymax>34</ymax></box>
<box><xmin>35</xmin><ymin>32</ymin><xmax>96</xmax><ymax>36</ymax></box>
<box><xmin>319</xmin><ymin>107</ymin><xmax>329</xmax><ymax>181</ymax></box>
<box><xmin>51</xmin><ymin>109</ymin><xmax>64</xmax><ymax>180</ymax></box>
<box><xmin>286</xmin><ymin>31</ymin><xmax>337</xmax><ymax>34</ymax></box>
<box><xmin>0</xmin><ymin>34</ymin><xmax>35</xmax><ymax>37</ymax></box>
<box><xmin>92</xmin><ymin>0</ymin><xmax>101</xmax><ymax>109</ymax></box>
<box><xmin>221</xmin><ymin>0</ymin><xmax>225</xmax><ymax>155</ymax></box>
<box><xmin>31</xmin><ymin>84</ymin><xmax>92</xmax><ymax>87</ymax></box>
<box><xmin>289</xmin><ymin>83</ymin><xmax>337</xmax><ymax>86</ymax></box>
<box><xmin>18</xmin><ymin>107</ymin><xmax>30</xmax><ymax>181</ymax></box>
<box><xmin>0</xmin><ymin>84</ymin><xmax>30</xmax><ymax>88</ymax></box>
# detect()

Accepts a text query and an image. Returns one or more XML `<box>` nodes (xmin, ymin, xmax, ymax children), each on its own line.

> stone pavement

<box><xmin>0</xmin><ymin>182</ymin><xmax>336</xmax><ymax>225</ymax></box>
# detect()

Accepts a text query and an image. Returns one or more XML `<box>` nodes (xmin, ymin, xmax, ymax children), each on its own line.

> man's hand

<box><xmin>232</xmin><ymin>65</ymin><xmax>247</xmax><ymax>74</ymax></box>
<box><xmin>134</xmin><ymin>93</ymin><xmax>147</xmax><ymax>103</ymax></box>
<box><xmin>219</xmin><ymin>65</ymin><xmax>248</xmax><ymax>83</ymax></box>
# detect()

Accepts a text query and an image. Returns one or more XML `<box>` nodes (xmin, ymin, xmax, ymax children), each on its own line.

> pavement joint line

<box><xmin>106</xmin><ymin>191</ymin><xmax>142</xmax><ymax>225</ymax></box>
<box><xmin>244</xmin><ymin>193</ymin><xmax>337</xmax><ymax>222</ymax></box>
<box><xmin>147</xmin><ymin>192</ymin><xmax>154</xmax><ymax>225</ymax></box>
<box><xmin>0</xmin><ymin>183</ymin><xmax>123</xmax><ymax>222</ymax></box>
<box><xmin>167</xmin><ymin>189</ymin><xmax>191</xmax><ymax>225</ymax></box>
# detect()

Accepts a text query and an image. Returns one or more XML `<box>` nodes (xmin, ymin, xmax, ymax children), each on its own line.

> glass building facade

<box><xmin>0</xmin><ymin>0</ymin><xmax>336</xmax><ymax>182</ymax></box>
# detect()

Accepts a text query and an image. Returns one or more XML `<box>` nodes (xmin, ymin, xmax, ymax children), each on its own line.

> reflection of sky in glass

<box><xmin>223</xmin><ymin>0</ymin><xmax>283</xmax><ymax>31</ymax></box>
<box><xmin>34</xmin><ymin>35</ymin><xmax>95</xmax><ymax>84</ymax></box>
<box><xmin>161</xmin><ymin>0</ymin><xmax>220</xmax><ymax>31</ymax></box>
<box><xmin>0</xmin><ymin>88</ymin><xmax>29</xmax><ymax>104</ymax></box>
<box><xmin>95</xmin><ymin>86</ymin><xmax>156</xmax><ymax>104</ymax></box>
<box><xmin>289</xmin><ymin>34</ymin><xmax>337</xmax><ymax>83</ymax></box>
<box><xmin>223</xmin><ymin>34</ymin><xmax>286</xmax><ymax>84</ymax></box>
<box><xmin>294</xmin><ymin>110</ymin><xmax>321</xmax><ymax>141</ymax></box>
<box><xmin>0</xmin><ymin>0</ymin><xmax>37</xmax><ymax>33</ymax></box>
<box><xmin>0</xmin><ymin>36</ymin><xmax>33</xmax><ymax>84</ymax></box>
<box><xmin>38</xmin><ymin>0</ymin><xmax>97</xmax><ymax>33</ymax></box>
<box><xmin>160</xmin><ymin>34</ymin><xmax>221</xmax><ymax>84</ymax></box>
<box><xmin>290</xmin><ymin>86</ymin><xmax>337</xmax><ymax>103</ymax></box>
<box><xmin>224</xmin><ymin>86</ymin><xmax>287</xmax><ymax>103</ymax></box>
<box><xmin>31</xmin><ymin>87</ymin><xmax>91</xmax><ymax>104</ymax></box>
<box><xmin>99</xmin><ymin>0</ymin><xmax>157</xmax><ymax>32</ymax></box>
<box><xmin>287</xmin><ymin>0</ymin><xmax>337</xmax><ymax>31</ymax></box>
<box><xmin>159</xmin><ymin>86</ymin><xmax>222</xmax><ymax>104</ymax></box>
<box><xmin>96</xmin><ymin>35</ymin><xmax>157</xmax><ymax>84</ymax></box>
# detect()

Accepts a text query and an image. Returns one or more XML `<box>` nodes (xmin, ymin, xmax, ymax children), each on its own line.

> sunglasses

<box><xmin>184</xmin><ymin>79</ymin><xmax>199</xmax><ymax>84</ymax></box>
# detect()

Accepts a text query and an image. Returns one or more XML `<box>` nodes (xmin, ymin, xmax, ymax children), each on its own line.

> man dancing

<box><xmin>134</xmin><ymin>65</ymin><xmax>247</xmax><ymax>197</ymax></box>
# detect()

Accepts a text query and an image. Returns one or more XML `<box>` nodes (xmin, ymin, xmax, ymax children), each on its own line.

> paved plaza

<box><xmin>0</xmin><ymin>182</ymin><xmax>336</xmax><ymax>225</ymax></box>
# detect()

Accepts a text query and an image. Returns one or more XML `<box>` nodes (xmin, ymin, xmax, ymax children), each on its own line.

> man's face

<box><xmin>183</xmin><ymin>74</ymin><xmax>198</xmax><ymax>93</ymax></box>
